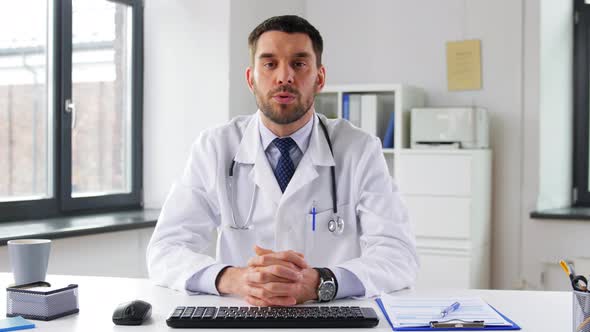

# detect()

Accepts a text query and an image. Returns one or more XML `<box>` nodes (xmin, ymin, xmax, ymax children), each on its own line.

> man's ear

<box><xmin>245</xmin><ymin>66</ymin><xmax>254</xmax><ymax>93</ymax></box>
<box><xmin>315</xmin><ymin>65</ymin><xmax>326</xmax><ymax>93</ymax></box>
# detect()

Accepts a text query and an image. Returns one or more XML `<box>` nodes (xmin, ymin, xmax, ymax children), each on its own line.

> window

<box><xmin>0</xmin><ymin>0</ymin><xmax>143</xmax><ymax>221</ymax></box>
<box><xmin>575</xmin><ymin>0</ymin><xmax>590</xmax><ymax>206</ymax></box>
<box><xmin>0</xmin><ymin>1</ymin><xmax>52</xmax><ymax>203</ymax></box>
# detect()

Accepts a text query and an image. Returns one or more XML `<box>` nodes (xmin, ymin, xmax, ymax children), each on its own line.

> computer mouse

<box><xmin>112</xmin><ymin>300</ymin><xmax>152</xmax><ymax>325</ymax></box>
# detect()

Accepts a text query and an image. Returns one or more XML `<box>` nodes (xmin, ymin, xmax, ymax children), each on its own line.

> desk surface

<box><xmin>0</xmin><ymin>273</ymin><xmax>571</xmax><ymax>331</ymax></box>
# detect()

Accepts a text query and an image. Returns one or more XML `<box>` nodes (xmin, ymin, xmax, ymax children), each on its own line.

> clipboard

<box><xmin>375</xmin><ymin>298</ymin><xmax>521</xmax><ymax>331</ymax></box>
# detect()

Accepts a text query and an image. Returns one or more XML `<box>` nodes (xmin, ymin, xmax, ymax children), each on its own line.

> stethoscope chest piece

<box><xmin>328</xmin><ymin>216</ymin><xmax>344</xmax><ymax>235</ymax></box>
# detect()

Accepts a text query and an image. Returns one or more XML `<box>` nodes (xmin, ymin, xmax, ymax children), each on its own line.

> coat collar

<box><xmin>307</xmin><ymin>113</ymin><xmax>336</xmax><ymax>167</ymax></box>
<box><xmin>233</xmin><ymin>111</ymin><xmax>335</xmax><ymax>168</ymax></box>
<box><xmin>233</xmin><ymin>113</ymin><xmax>259</xmax><ymax>165</ymax></box>
<box><xmin>231</xmin><ymin>111</ymin><xmax>336</xmax><ymax>205</ymax></box>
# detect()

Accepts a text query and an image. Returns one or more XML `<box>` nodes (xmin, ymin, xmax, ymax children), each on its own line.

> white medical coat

<box><xmin>146</xmin><ymin>113</ymin><xmax>419</xmax><ymax>297</ymax></box>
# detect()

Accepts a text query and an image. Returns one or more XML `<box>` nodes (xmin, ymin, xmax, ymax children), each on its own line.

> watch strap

<box><xmin>314</xmin><ymin>267</ymin><xmax>330</xmax><ymax>283</ymax></box>
<box><xmin>325</xmin><ymin>268</ymin><xmax>338</xmax><ymax>297</ymax></box>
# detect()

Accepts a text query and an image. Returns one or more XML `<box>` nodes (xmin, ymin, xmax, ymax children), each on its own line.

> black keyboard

<box><xmin>166</xmin><ymin>305</ymin><xmax>380</xmax><ymax>328</ymax></box>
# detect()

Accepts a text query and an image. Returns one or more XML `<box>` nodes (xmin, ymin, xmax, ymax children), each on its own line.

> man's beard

<box><xmin>253</xmin><ymin>82</ymin><xmax>316</xmax><ymax>125</ymax></box>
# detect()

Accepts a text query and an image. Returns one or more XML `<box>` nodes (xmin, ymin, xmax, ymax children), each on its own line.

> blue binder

<box><xmin>342</xmin><ymin>94</ymin><xmax>350</xmax><ymax>120</ymax></box>
<box><xmin>375</xmin><ymin>298</ymin><xmax>521</xmax><ymax>331</ymax></box>
<box><xmin>382</xmin><ymin>112</ymin><xmax>395</xmax><ymax>148</ymax></box>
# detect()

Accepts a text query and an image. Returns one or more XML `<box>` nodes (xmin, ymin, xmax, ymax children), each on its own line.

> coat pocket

<box><xmin>304</xmin><ymin>204</ymin><xmax>358</xmax><ymax>267</ymax></box>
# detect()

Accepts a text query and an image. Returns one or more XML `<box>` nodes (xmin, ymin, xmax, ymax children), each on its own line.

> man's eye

<box><xmin>294</xmin><ymin>62</ymin><xmax>306</xmax><ymax>68</ymax></box>
<box><xmin>264</xmin><ymin>62</ymin><xmax>275</xmax><ymax>69</ymax></box>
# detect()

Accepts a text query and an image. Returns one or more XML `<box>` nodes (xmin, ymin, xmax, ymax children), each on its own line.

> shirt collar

<box><xmin>258</xmin><ymin>109</ymin><xmax>315</xmax><ymax>154</ymax></box>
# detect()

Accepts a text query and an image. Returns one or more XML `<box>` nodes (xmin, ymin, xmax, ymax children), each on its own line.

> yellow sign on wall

<box><xmin>446</xmin><ymin>39</ymin><xmax>482</xmax><ymax>91</ymax></box>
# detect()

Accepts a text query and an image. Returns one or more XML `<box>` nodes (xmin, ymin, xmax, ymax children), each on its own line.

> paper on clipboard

<box><xmin>378</xmin><ymin>294</ymin><xmax>513</xmax><ymax>328</ymax></box>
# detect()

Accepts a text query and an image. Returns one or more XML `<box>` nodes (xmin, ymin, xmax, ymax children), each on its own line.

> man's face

<box><xmin>246</xmin><ymin>31</ymin><xmax>325</xmax><ymax>125</ymax></box>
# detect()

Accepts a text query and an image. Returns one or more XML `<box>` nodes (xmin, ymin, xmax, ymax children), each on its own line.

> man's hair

<box><xmin>248</xmin><ymin>15</ymin><xmax>323</xmax><ymax>68</ymax></box>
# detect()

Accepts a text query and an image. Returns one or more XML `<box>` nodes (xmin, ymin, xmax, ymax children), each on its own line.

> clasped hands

<box><xmin>216</xmin><ymin>245</ymin><xmax>320</xmax><ymax>306</ymax></box>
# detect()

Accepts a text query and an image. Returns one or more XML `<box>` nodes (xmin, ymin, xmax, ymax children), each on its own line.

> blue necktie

<box><xmin>273</xmin><ymin>137</ymin><xmax>296</xmax><ymax>193</ymax></box>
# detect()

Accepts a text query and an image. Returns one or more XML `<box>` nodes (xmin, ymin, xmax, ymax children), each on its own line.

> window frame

<box><xmin>574</xmin><ymin>0</ymin><xmax>590</xmax><ymax>206</ymax></box>
<box><xmin>0</xmin><ymin>0</ymin><xmax>143</xmax><ymax>222</ymax></box>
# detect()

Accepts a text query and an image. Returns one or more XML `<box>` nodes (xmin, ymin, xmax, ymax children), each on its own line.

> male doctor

<box><xmin>147</xmin><ymin>15</ymin><xmax>418</xmax><ymax>306</ymax></box>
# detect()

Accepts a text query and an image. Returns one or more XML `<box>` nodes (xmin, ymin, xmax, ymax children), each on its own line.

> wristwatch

<box><xmin>314</xmin><ymin>268</ymin><xmax>338</xmax><ymax>302</ymax></box>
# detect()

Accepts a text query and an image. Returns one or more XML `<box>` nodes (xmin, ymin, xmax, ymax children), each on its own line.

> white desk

<box><xmin>0</xmin><ymin>273</ymin><xmax>571</xmax><ymax>331</ymax></box>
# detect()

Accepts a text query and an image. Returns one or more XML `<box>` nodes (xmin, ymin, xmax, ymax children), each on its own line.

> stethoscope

<box><xmin>228</xmin><ymin>114</ymin><xmax>344</xmax><ymax>234</ymax></box>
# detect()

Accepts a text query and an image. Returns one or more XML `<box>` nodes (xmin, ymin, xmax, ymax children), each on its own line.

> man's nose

<box><xmin>275</xmin><ymin>63</ymin><xmax>294</xmax><ymax>85</ymax></box>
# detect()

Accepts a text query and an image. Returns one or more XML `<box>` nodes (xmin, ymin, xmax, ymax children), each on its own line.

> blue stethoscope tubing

<box><xmin>228</xmin><ymin>114</ymin><xmax>343</xmax><ymax>233</ymax></box>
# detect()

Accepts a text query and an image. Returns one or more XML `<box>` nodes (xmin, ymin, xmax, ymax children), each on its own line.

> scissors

<box><xmin>560</xmin><ymin>260</ymin><xmax>589</xmax><ymax>292</ymax></box>
<box><xmin>572</xmin><ymin>274</ymin><xmax>588</xmax><ymax>292</ymax></box>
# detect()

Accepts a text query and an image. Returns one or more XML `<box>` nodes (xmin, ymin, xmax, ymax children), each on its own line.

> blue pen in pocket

<box><xmin>311</xmin><ymin>201</ymin><xmax>316</xmax><ymax>232</ymax></box>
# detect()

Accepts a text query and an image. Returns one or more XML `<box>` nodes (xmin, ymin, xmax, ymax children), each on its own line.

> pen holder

<box><xmin>6</xmin><ymin>283</ymin><xmax>79</xmax><ymax>321</ymax></box>
<box><xmin>574</xmin><ymin>290</ymin><xmax>590</xmax><ymax>332</ymax></box>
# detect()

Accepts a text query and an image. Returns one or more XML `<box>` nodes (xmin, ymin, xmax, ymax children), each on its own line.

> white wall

<box><xmin>521</xmin><ymin>0</ymin><xmax>578</xmax><ymax>291</ymax></box>
<box><xmin>521</xmin><ymin>0</ymin><xmax>542</xmax><ymax>290</ymax></box>
<box><xmin>143</xmin><ymin>0</ymin><xmax>231</xmax><ymax>208</ymax></box>
<box><xmin>306</xmin><ymin>0</ymin><xmax>524</xmax><ymax>289</ymax></box>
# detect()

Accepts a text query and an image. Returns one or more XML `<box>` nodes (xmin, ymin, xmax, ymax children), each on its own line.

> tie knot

<box><xmin>273</xmin><ymin>137</ymin><xmax>296</xmax><ymax>155</ymax></box>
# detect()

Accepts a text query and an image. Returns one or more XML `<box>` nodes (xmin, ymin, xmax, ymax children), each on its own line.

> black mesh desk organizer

<box><xmin>166</xmin><ymin>305</ymin><xmax>380</xmax><ymax>328</ymax></box>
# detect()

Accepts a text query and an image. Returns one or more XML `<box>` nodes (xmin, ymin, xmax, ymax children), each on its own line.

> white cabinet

<box><xmin>397</xmin><ymin>154</ymin><xmax>473</xmax><ymax>196</ymax></box>
<box><xmin>404</xmin><ymin>196</ymin><xmax>472</xmax><ymax>239</ymax></box>
<box><xmin>397</xmin><ymin>149</ymin><xmax>492</xmax><ymax>289</ymax></box>
<box><xmin>316</xmin><ymin>85</ymin><xmax>492</xmax><ymax>290</ymax></box>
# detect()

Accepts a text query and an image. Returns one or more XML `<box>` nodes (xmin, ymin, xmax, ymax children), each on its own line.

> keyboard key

<box><xmin>170</xmin><ymin>307</ymin><xmax>184</xmax><ymax>319</ymax></box>
<box><xmin>192</xmin><ymin>307</ymin><xmax>205</xmax><ymax>319</ymax></box>
<box><xmin>203</xmin><ymin>307</ymin><xmax>216</xmax><ymax>319</ymax></box>
<box><xmin>181</xmin><ymin>307</ymin><xmax>195</xmax><ymax>319</ymax></box>
<box><xmin>216</xmin><ymin>309</ymin><xmax>227</xmax><ymax>319</ymax></box>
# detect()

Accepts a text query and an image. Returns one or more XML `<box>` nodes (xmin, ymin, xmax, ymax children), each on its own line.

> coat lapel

<box><xmin>233</xmin><ymin>113</ymin><xmax>282</xmax><ymax>206</ymax></box>
<box><xmin>280</xmin><ymin>114</ymin><xmax>335</xmax><ymax>203</ymax></box>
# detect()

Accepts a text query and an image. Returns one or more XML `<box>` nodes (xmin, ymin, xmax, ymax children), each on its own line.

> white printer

<box><xmin>410</xmin><ymin>107</ymin><xmax>489</xmax><ymax>149</ymax></box>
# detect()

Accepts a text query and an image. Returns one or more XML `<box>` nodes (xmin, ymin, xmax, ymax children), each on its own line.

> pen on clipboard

<box><xmin>440</xmin><ymin>301</ymin><xmax>460</xmax><ymax>318</ymax></box>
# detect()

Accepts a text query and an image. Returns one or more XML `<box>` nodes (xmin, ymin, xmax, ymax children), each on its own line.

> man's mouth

<box><xmin>272</xmin><ymin>93</ymin><xmax>296</xmax><ymax>104</ymax></box>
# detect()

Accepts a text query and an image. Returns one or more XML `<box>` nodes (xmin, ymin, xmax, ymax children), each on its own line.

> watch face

<box><xmin>319</xmin><ymin>281</ymin><xmax>336</xmax><ymax>301</ymax></box>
